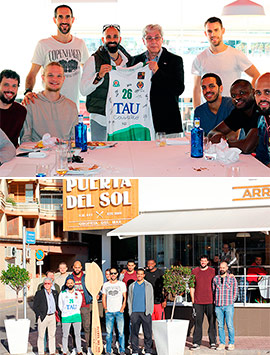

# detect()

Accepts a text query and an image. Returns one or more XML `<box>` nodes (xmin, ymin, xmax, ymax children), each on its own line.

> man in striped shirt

<box><xmin>213</xmin><ymin>261</ymin><xmax>238</xmax><ymax>351</ymax></box>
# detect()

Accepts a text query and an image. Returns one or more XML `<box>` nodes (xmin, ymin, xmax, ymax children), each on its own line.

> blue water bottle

<box><xmin>75</xmin><ymin>114</ymin><xmax>87</xmax><ymax>152</ymax></box>
<box><xmin>191</xmin><ymin>117</ymin><xmax>203</xmax><ymax>158</ymax></box>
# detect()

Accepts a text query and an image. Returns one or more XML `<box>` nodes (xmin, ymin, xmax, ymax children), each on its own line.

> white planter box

<box><xmin>152</xmin><ymin>319</ymin><xmax>189</xmax><ymax>355</ymax></box>
<box><xmin>4</xmin><ymin>318</ymin><xmax>30</xmax><ymax>354</ymax></box>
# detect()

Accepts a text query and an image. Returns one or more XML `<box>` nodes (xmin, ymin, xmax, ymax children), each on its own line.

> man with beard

<box><xmin>213</xmin><ymin>262</ymin><xmax>238</xmax><ymax>351</ymax></box>
<box><xmin>23</xmin><ymin>5</ymin><xmax>89</xmax><ymax>107</ymax></box>
<box><xmin>208</xmin><ymin>79</ymin><xmax>260</xmax><ymax>154</ymax></box>
<box><xmin>192</xmin><ymin>17</ymin><xmax>259</xmax><ymax>108</ymax></box>
<box><xmin>0</xmin><ymin>70</ymin><xmax>26</xmax><ymax>147</ymax></box>
<box><xmin>21</xmin><ymin>62</ymin><xmax>78</xmax><ymax>142</ymax></box>
<box><xmin>194</xmin><ymin>73</ymin><xmax>234</xmax><ymax>135</ymax></box>
<box><xmin>80</xmin><ymin>24</ymin><xmax>131</xmax><ymax>141</ymax></box>
<box><xmin>58</xmin><ymin>276</ymin><xmax>83</xmax><ymax>355</ymax></box>
<box><xmin>254</xmin><ymin>73</ymin><xmax>270</xmax><ymax>166</ymax></box>
<box><xmin>67</xmin><ymin>261</ymin><xmax>93</xmax><ymax>355</ymax></box>
<box><xmin>128</xmin><ymin>24</ymin><xmax>184</xmax><ymax>135</ymax></box>
<box><xmin>190</xmin><ymin>255</ymin><xmax>216</xmax><ymax>351</ymax></box>
<box><xmin>145</xmin><ymin>259</ymin><xmax>166</xmax><ymax>320</ymax></box>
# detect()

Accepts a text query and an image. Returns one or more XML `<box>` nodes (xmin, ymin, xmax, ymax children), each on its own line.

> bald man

<box><xmin>255</xmin><ymin>73</ymin><xmax>270</xmax><ymax>167</ymax></box>
<box><xmin>68</xmin><ymin>261</ymin><xmax>93</xmax><ymax>355</ymax></box>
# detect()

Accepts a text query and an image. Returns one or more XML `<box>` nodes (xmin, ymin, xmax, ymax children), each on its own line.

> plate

<box><xmin>65</xmin><ymin>165</ymin><xmax>100</xmax><ymax>176</ymax></box>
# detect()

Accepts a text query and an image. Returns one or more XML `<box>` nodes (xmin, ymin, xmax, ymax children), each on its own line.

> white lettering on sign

<box><xmin>65</xmin><ymin>179</ymin><xmax>133</xmax><ymax>210</ymax></box>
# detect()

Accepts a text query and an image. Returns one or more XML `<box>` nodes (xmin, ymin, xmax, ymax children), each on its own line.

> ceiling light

<box><xmin>222</xmin><ymin>0</ymin><xmax>265</xmax><ymax>16</ymax></box>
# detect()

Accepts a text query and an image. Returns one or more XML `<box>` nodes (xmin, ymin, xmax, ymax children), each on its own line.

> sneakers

<box><xmin>70</xmin><ymin>349</ymin><xmax>76</xmax><ymax>355</ymax></box>
<box><xmin>210</xmin><ymin>343</ymin><xmax>216</xmax><ymax>349</ymax></box>
<box><xmin>190</xmin><ymin>344</ymin><xmax>200</xmax><ymax>351</ymax></box>
<box><xmin>228</xmin><ymin>344</ymin><xmax>235</xmax><ymax>351</ymax></box>
<box><xmin>216</xmin><ymin>344</ymin><xmax>225</xmax><ymax>351</ymax></box>
<box><xmin>87</xmin><ymin>347</ymin><xmax>93</xmax><ymax>355</ymax></box>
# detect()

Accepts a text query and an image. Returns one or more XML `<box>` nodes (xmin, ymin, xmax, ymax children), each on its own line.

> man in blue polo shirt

<box><xmin>128</xmin><ymin>268</ymin><xmax>154</xmax><ymax>355</ymax></box>
<box><xmin>194</xmin><ymin>73</ymin><xmax>234</xmax><ymax>135</ymax></box>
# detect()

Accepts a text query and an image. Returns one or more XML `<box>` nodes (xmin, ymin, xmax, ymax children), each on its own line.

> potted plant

<box><xmin>0</xmin><ymin>264</ymin><xmax>31</xmax><ymax>354</ymax></box>
<box><xmin>152</xmin><ymin>265</ymin><xmax>195</xmax><ymax>355</ymax></box>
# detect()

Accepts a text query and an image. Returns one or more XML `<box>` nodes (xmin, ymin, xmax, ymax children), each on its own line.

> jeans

<box><xmin>130</xmin><ymin>312</ymin><xmax>152</xmax><ymax>354</ymax></box>
<box><xmin>80</xmin><ymin>306</ymin><xmax>91</xmax><ymax>350</ymax></box>
<box><xmin>215</xmin><ymin>304</ymin><xmax>235</xmax><ymax>345</ymax></box>
<box><xmin>62</xmin><ymin>322</ymin><xmax>82</xmax><ymax>353</ymax></box>
<box><xmin>105</xmin><ymin>311</ymin><xmax>125</xmax><ymax>353</ymax></box>
<box><xmin>193</xmin><ymin>304</ymin><xmax>216</xmax><ymax>345</ymax></box>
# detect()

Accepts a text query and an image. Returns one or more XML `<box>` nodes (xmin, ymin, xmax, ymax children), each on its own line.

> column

<box><xmin>102</xmin><ymin>232</ymin><xmax>111</xmax><ymax>274</ymax></box>
<box><xmin>138</xmin><ymin>235</ymin><xmax>145</xmax><ymax>267</ymax></box>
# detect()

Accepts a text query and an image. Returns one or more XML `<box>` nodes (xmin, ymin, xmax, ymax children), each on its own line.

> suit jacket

<box><xmin>33</xmin><ymin>288</ymin><xmax>59</xmax><ymax>322</ymax></box>
<box><xmin>128</xmin><ymin>47</ymin><xmax>185</xmax><ymax>134</ymax></box>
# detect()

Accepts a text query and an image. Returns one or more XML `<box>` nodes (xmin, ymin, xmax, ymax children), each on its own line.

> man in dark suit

<box><xmin>33</xmin><ymin>277</ymin><xmax>59</xmax><ymax>355</ymax></box>
<box><xmin>128</xmin><ymin>24</ymin><xmax>185</xmax><ymax>135</ymax></box>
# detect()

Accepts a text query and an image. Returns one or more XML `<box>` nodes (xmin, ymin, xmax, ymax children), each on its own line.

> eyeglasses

<box><xmin>103</xmin><ymin>24</ymin><xmax>121</xmax><ymax>33</ymax></box>
<box><xmin>110</xmin><ymin>272</ymin><xmax>117</xmax><ymax>275</ymax></box>
<box><xmin>145</xmin><ymin>36</ymin><xmax>162</xmax><ymax>42</ymax></box>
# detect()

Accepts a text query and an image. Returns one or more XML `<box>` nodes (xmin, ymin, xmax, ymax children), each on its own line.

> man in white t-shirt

<box><xmin>192</xmin><ymin>16</ymin><xmax>260</xmax><ymax>108</ymax></box>
<box><xmin>102</xmin><ymin>267</ymin><xmax>127</xmax><ymax>355</ymax></box>
<box><xmin>23</xmin><ymin>4</ymin><xmax>89</xmax><ymax>107</ymax></box>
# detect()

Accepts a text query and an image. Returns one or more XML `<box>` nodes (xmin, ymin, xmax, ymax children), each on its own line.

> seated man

<box><xmin>0</xmin><ymin>69</ymin><xmax>26</xmax><ymax>147</ymax></box>
<box><xmin>194</xmin><ymin>73</ymin><xmax>234</xmax><ymax>135</ymax></box>
<box><xmin>21</xmin><ymin>62</ymin><xmax>78</xmax><ymax>143</ymax></box>
<box><xmin>254</xmin><ymin>73</ymin><xmax>270</xmax><ymax>166</ymax></box>
<box><xmin>0</xmin><ymin>128</ymin><xmax>16</xmax><ymax>164</ymax></box>
<box><xmin>208</xmin><ymin>79</ymin><xmax>260</xmax><ymax>154</ymax></box>
<box><xmin>247</xmin><ymin>256</ymin><xmax>267</xmax><ymax>302</ymax></box>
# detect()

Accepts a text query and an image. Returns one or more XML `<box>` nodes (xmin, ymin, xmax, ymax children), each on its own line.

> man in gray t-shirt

<box><xmin>102</xmin><ymin>268</ymin><xmax>126</xmax><ymax>355</ymax></box>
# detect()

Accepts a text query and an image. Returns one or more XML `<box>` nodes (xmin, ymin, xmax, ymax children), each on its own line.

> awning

<box><xmin>107</xmin><ymin>206</ymin><xmax>270</xmax><ymax>239</ymax></box>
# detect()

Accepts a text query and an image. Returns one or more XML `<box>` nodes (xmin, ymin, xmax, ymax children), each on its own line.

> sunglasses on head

<box><xmin>103</xmin><ymin>24</ymin><xmax>121</xmax><ymax>33</ymax></box>
<box><xmin>110</xmin><ymin>272</ymin><xmax>117</xmax><ymax>275</ymax></box>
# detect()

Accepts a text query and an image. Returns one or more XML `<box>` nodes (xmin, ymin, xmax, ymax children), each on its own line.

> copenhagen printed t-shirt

<box><xmin>192</xmin><ymin>267</ymin><xmax>215</xmax><ymax>304</ymax></box>
<box><xmin>106</xmin><ymin>63</ymin><xmax>155</xmax><ymax>141</ymax></box>
<box><xmin>31</xmin><ymin>36</ymin><xmax>89</xmax><ymax>106</ymax></box>
<box><xmin>102</xmin><ymin>280</ymin><xmax>127</xmax><ymax>312</ymax></box>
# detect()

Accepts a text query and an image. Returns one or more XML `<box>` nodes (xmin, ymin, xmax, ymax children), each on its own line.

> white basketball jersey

<box><xmin>106</xmin><ymin>63</ymin><xmax>155</xmax><ymax>141</ymax></box>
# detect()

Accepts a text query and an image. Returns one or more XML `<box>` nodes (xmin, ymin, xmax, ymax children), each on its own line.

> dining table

<box><xmin>0</xmin><ymin>139</ymin><xmax>269</xmax><ymax>177</ymax></box>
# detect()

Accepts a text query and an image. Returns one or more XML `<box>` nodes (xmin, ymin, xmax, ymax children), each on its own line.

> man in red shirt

<box><xmin>122</xmin><ymin>260</ymin><xmax>137</xmax><ymax>351</ymax></box>
<box><xmin>247</xmin><ymin>256</ymin><xmax>267</xmax><ymax>302</ymax></box>
<box><xmin>190</xmin><ymin>255</ymin><xmax>216</xmax><ymax>351</ymax></box>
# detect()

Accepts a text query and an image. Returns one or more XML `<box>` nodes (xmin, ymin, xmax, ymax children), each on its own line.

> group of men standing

<box><xmin>33</xmin><ymin>259</ymin><xmax>165</xmax><ymax>355</ymax></box>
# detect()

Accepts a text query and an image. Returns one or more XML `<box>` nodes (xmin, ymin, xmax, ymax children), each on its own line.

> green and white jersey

<box><xmin>106</xmin><ymin>63</ymin><xmax>155</xmax><ymax>141</ymax></box>
<box><xmin>58</xmin><ymin>289</ymin><xmax>82</xmax><ymax>323</ymax></box>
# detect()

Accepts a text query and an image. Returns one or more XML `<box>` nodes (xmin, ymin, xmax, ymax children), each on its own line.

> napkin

<box><xmin>205</xmin><ymin>139</ymin><xmax>242</xmax><ymax>164</ymax></box>
<box><xmin>42</xmin><ymin>133</ymin><xmax>57</xmax><ymax>146</ymax></box>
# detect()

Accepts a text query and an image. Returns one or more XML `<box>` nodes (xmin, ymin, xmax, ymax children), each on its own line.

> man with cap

<box><xmin>80</xmin><ymin>24</ymin><xmax>131</xmax><ymax>141</ymax></box>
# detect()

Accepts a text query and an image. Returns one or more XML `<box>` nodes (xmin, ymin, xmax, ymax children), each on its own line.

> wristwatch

<box><xmin>24</xmin><ymin>88</ymin><xmax>32</xmax><ymax>96</ymax></box>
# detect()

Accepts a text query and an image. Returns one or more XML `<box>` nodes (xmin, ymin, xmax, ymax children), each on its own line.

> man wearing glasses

<box><xmin>128</xmin><ymin>24</ymin><xmax>185</xmax><ymax>136</ymax></box>
<box><xmin>102</xmin><ymin>267</ymin><xmax>127</xmax><ymax>355</ymax></box>
<box><xmin>33</xmin><ymin>277</ymin><xmax>59</xmax><ymax>355</ymax></box>
<box><xmin>80</xmin><ymin>24</ymin><xmax>131</xmax><ymax>141</ymax></box>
